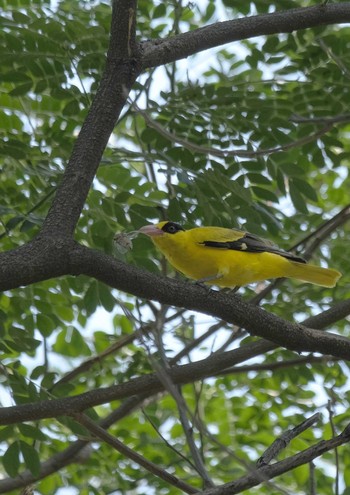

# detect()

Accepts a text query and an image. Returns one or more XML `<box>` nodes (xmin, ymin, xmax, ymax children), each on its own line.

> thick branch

<box><xmin>40</xmin><ymin>0</ymin><xmax>141</xmax><ymax>238</ymax></box>
<box><xmin>70</xmin><ymin>245</ymin><xmax>350</xmax><ymax>359</ymax></box>
<box><xmin>108</xmin><ymin>0</ymin><xmax>138</xmax><ymax>60</ymax></box>
<box><xmin>142</xmin><ymin>4</ymin><xmax>350</xmax><ymax>69</ymax></box>
<box><xmin>0</xmin><ymin>340</ymin><xmax>272</xmax><ymax>425</ymax></box>
<box><xmin>0</xmin><ymin>237</ymin><xmax>73</xmax><ymax>290</ymax></box>
<box><xmin>1</xmin><ymin>241</ymin><xmax>349</xmax><ymax>358</ymax></box>
<box><xmin>1</xmin><ymin>240</ymin><xmax>347</xmax><ymax>351</ymax></box>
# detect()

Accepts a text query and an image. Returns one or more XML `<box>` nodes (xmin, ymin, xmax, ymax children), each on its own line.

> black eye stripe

<box><xmin>161</xmin><ymin>222</ymin><xmax>184</xmax><ymax>234</ymax></box>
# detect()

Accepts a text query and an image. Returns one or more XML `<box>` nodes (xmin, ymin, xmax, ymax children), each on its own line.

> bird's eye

<box><xmin>162</xmin><ymin>222</ymin><xmax>184</xmax><ymax>234</ymax></box>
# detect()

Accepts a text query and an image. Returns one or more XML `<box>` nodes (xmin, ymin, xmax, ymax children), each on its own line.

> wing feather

<box><xmin>200</xmin><ymin>231</ymin><xmax>306</xmax><ymax>264</ymax></box>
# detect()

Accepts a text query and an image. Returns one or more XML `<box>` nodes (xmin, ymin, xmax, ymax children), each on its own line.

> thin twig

<box><xmin>190</xmin><ymin>410</ymin><xmax>292</xmax><ymax>495</ymax></box>
<box><xmin>309</xmin><ymin>461</ymin><xmax>316</xmax><ymax>495</ymax></box>
<box><xmin>141</xmin><ymin>407</ymin><xmax>198</xmax><ymax>472</ymax></box>
<box><xmin>216</xmin><ymin>354</ymin><xmax>339</xmax><ymax>376</ymax></box>
<box><xmin>50</xmin><ymin>332</ymin><xmax>137</xmax><ymax>390</ymax></box>
<box><xmin>141</xmin><ymin>310</ymin><xmax>215</xmax><ymax>489</ymax></box>
<box><xmin>257</xmin><ymin>413</ymin><xmax>321</xmax><ymax>467</ymax></box>
<box><xmin>0</xmin><ymin>188</ymin><xmax>56</xmax><ymax>241</ymax></box>
<box><xmin>290</xmin><ymin>113</ymin><xmax>350</xmax><ymax>125</ymax></box>
<box><xmin>318</xmin><ymin>38</ymin><xmax>350</xmax><ymax>79</ymax></box>
<box><xmin>200</xmin><ymin>423</ymin><xmax>350</xmax><ymax>495</ymax></box>
<box><xmin>327</xmin><ymin>399</ymin><xmax>339</xmax><ymax>495</ymax></box>
<box><xmin>50</xmin><ymin>306</ymin><xmax>185</xmax><ymax>390</ymax></box>
<box><xmin>73</xmin><ymin>412</ymin><xmax>199</xmax><ymax>494</ymax></box>
<box><xmin>132</xmin><ymin>100</ymin><xmax>334</xmax><ymax>159</ymax></box>
<box><xmin>169</xmin><ymin>320</ymin><xmax>228</xmax><ymax>363</ymax></box>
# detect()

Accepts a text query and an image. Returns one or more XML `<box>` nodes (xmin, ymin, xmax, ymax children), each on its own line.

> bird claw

<box><xmin>194</xmin><ymin>280</ymin><xmax>211</xmax><ymax>291</ymax></box>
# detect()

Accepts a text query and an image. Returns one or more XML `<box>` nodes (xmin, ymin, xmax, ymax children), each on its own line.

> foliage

<box><xmin>1</xmin><ymin>0</ymin><xmax>350</xmax><ymax>494</ymax></box>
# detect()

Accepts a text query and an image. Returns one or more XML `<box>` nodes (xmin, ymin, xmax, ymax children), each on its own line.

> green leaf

<box><xmin>62</xmin><ymin>100</ymin><xmax>81</xmax><ymax>116</ymax></box>
<box><xmin>84</xmin><ymin>281</ymin><xmax>98</xmax><ymax>315</ymax></box>
<box><xmin>53</xmin><ymin>327</ymin><xmax>91</xmax><ymax>357</ymax></box>
<box><xmin>204</xmin><ymin>1</ymin><xmax>215</xmax><ymax>21</ymax></box>
<box><xmin>5</xmin><ymin>215</ymin><xmax>24</xmax><ymax>230</ymax></box>
<box><xmin>8</xmin><ymin>81</ymin><xmax>33</xmax><ymax>96</ymax></box>
<box><xmin>18</xmin><ymin>424</ymin><xmax>47</xmax><ymax>441</ymax></box>
<box><xmin>2</xmin><ymin>71</ymin><xmax>32</xmax><ymax>83</ymax></box>
<box><xmin>140</xmin><ymin>128</ymin><xmax>158</xmax><ymax>144</ymax></box>
<box><xmin>153</xmin><ymin>3</ymin><xmax>166</xmax><ymax>18</ymax></box>
<box><xmin>12</xmin><ymin>11</ymin><xmax>30</xmax><ymax>24</ymax></box>
<box><xmin>252</xmin><ymin>186</ymin><xmax>279</xmax><ymax>203</ymax></box>
<box><xmin>289</xmin><ymin>180</ymin><xmax>308</xmax><ymax>213</ymax></box>
<box><xmin>36</xmin><ymin>313</ymin><xmax>57</xmax><ymax>337</ymax></box>
<box><xmin>98</xmin><ymin>283</ymin><xmax>116</xmax><ymax>312</ymax></box>
<box><xmin>246</xmin><ymin>173</ymin><xmax>271</xmax><ymax>185</ymax></box>
<box><xmin>3</xmin><ymin>441</ymin><xmax>20</xmax><ymax>477</ymax></box>
<box><xmin>291</xmin><ymin>177</ymin><xmax>318</xmax><ymax>202</ymax></box>
<box><xmin>20</xmin><ymin>441</ymin><xmax>41</xmax><ymax>477</ymax></box>
<box><xmin>0</xmin><ymin>426</ymin><xmax>14</xmax><ymax>442</ymax></box>
<box><xmin>54</xmin><ymin>305</ymin><xmax>74</xmax><ymax>322</ymax></box>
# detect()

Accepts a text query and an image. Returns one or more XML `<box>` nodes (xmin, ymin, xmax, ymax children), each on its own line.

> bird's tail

<box><xmin>287</xmin><ymin>261</ymin><xmax>341</xmax><ymax>288</ymax></box>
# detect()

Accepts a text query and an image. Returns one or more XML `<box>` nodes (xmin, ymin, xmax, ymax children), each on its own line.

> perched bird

<box><xmin>139</xmin><ymin>221</ymin><xmax>341</xmax><ymax>288</ymax></box>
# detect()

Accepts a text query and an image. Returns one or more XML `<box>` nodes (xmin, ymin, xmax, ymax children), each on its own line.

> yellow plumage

<box><xmin>139</xmin><ymin>221</ymin><xmax>341</xmax><ymax>288</ymax></box>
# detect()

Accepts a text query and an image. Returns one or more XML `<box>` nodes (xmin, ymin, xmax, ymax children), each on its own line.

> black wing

<box><xmin>200</xmin><ymin>232</ymin><xmax>306</xmax><ymax>264</ymax></box>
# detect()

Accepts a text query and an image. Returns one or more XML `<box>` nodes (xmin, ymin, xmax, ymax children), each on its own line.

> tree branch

<box><xmin>142</xmin><ymin>4</ymin><xmax>350</xmax><ymax>69</ymax></box>
<box><xmin>290</xmin><ymin>113</ymin><xmax>350</xmax><ymax>125</ymax></box>
<box><xmin>0</xmin><ymin>237</ymin><xmax>73</xmax><ymax>291</ymax></box>
<box><xmin>257</xmin><ymin>413</ymin><xmax>321</xmax><ymax>467</ymax></box>
<box><xmin>2</xmin><ymin>239</ymin><xmax>347</xmax><ymax>357</ymax></box>
<box><xmin>0</xmin><ymin>340</ymin><xmax>274</xmax><ymax>425</ymax></box>
<box><xmin>217</xmin><ymin>354</ymin><xmax>340</xmax><ymax>376</ymax></box>
<box><xmin>200</xmin><ymin>424</ymin><xmax>350</xmax><ymax>495</ymax></box>
<box><xmin>74</xmin><ymin>413</ymin><xmax>198</xmax><ymax>494</ymax></box>
<box><xmin>134</xmin><ymin>101</ymin><xmax>334</xmax><ymax>158</ymax></box>
<box><xmin>1</xmin><ymin>239</ymin><xmax>349</xmax><ymax>363</ymax></box>
<box><xmin>40</xmin><ymin>0</ymin><xmax>141</xmax><ymax>237</ymax></box>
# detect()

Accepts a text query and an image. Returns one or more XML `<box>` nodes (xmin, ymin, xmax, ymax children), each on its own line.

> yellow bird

<box><xmin>139</xmin><ymin>221</ymin><xmax>341</xmax><ymax>288</ymax></box>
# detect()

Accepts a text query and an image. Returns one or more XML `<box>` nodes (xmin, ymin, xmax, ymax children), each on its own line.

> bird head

<box><xmin>138</xmin><ymin>221</ymin><xmax>184</xmax><ymax>237</ymax></box>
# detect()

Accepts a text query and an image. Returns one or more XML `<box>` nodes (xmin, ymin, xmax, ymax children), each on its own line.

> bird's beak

<box><xmin>138</xmin><ymin>224</ymin><xmax>164</xmax><ymax>237</ymax></box>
